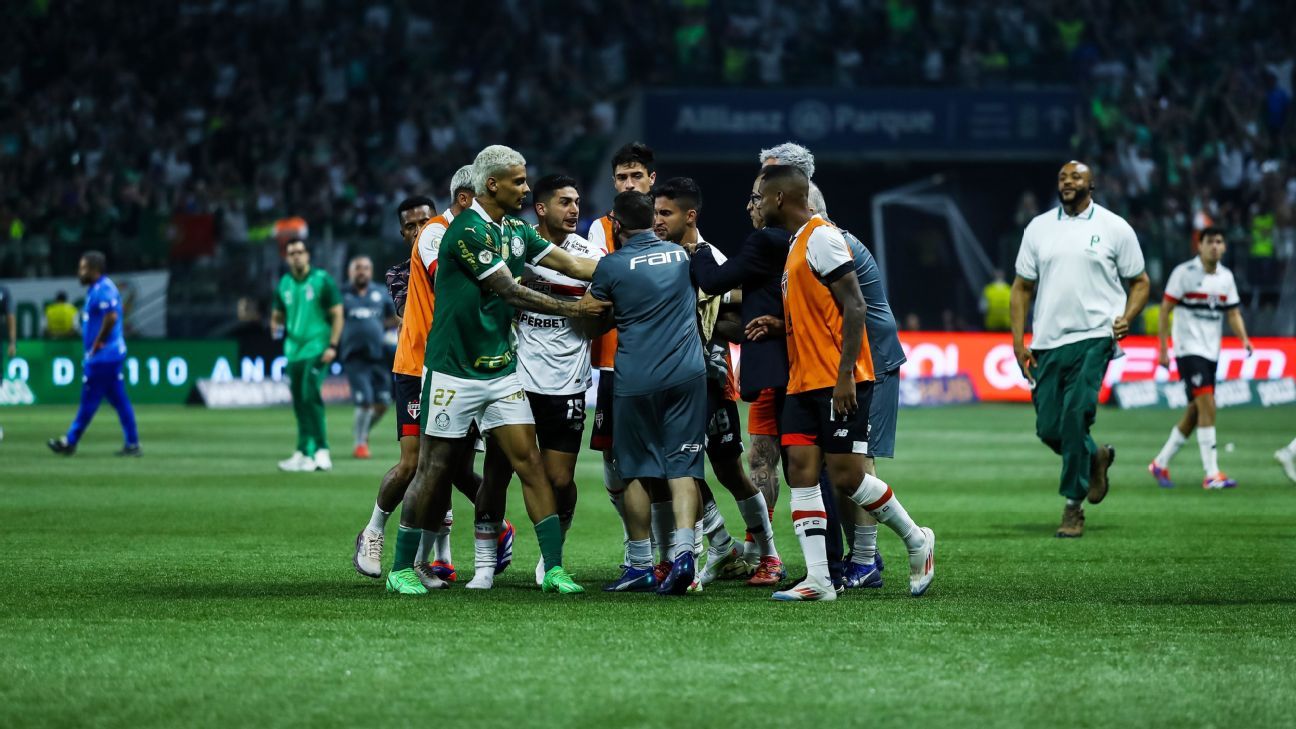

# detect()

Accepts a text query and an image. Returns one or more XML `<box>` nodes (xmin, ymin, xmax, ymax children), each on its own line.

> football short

<box><xmin>422</xmin><ymin>370</ymin><xmax>533</xmax><ymax>438</ymax></box>
<box><xmin>613</xmin><ymin>375</ymin><xmax>706</xmax><ymax>481</ymax></box>
<box><xmin>528</xmin><ymin>391</ymin><xmax>587</xmax><ymax>454</ymax></box>
<box><xmin>590</xmin><ymin>371</ymin><xmax>614</xmax><ymax>451</ymax></box>
<box><xmin>747</xmin><ymin>387</ymin><xmax>781</xmax><ymax>436</ymax></box>
<box><xmin>1176</xmin><ymin>355</ymin><xmax>1217</xmax><ymax>400</ymax></box>
<box><xmin>393</xmin><ymin>373</ymin><xmax>422</xmax><ymax>440</ymax></box>
<box><xmin>346</xmin><ymin>359</ymin><xmax>392</xmax><ymax>407</ymax></box>
<box><xmin>780</xmin><ymin>382</ymin><xmax>874</xmax><ymax>455</ymax></box>
<box><xmin>868</xmin><ymin>368</ymin><xmax>900</xmax><ymax>459</ymax></box>
<box><xmin>706</xmin><ymin>378</ymin><xmax>744</xmax><ymax>461</ymax></box>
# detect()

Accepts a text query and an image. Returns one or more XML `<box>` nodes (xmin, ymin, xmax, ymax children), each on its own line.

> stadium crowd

<box><xmin>0</xmin><ymin>0</ymin><xmax>1292</xmax><ymax>308</ymax></box>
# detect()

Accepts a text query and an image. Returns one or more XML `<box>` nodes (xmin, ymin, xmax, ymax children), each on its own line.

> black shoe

<box><xmin>116</xmin><ymin>444</ymin><xmax>142</xmax><ymax>457</ymax></box>
<box><xmin>47</xmin><ymin>437</ymin><xmax>76</xmax><ymax>455</ymax></box>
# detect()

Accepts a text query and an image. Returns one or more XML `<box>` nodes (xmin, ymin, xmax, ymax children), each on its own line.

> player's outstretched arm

<box><xmin>482</xmin><ymin>268</ymin><xmax>610</xmax><ymax>318</ymax></box>
<box><xmin>1010</xmin><ymin>276</ymin><xmax>1037</xmax><ymax>382</ymax></box>
<box><xmin>535</xmin><ymin>247</ymin><xmax>598</xmax><ymax>281</ymax></box>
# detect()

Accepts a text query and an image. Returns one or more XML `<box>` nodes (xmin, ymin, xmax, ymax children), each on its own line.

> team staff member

<box><xmin>1149</xmin><ymin>227</ymin><xmax>1249</xmax><ymax>490</ymax></box>
<box><xmin>591</xmin><ymin>191</ymin><xmax>707</xmax><ymax>596</ymax></box>
<box><xmin>1011</xmin><ymin>160</ymin><xmax>1150</xmax><ymax>538</ymax></box>
<box><xmin>273</xmin><ymin>238</ymin><xmax>343</xmax><ymax>473</ymax></box>
<box><xmin>47</xmin><ymin>252</ymin><xmax>140</xmax><ymax>457</ymax></box>
<box><xmin>753</xmin><ymin>166</ymin><xmax>934</xmax><ymax>602</ymax></box>
<box><xmin>340</xmin><ymin>255</ymin><xmax>397</xmax><ymax>459</ymax></box>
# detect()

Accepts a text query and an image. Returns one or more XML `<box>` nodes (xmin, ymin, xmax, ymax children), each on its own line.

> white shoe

<box><xmin>908</xmin><ymin>527</ymin><xmax>935</xmax><ymax>597</ymax></box>
<box><xmin>466</xmin><ymin>570</ymin><xmax>495</xmax><ymax>590</ymax></box>
<box><xmin>353</xmin><ymin>529</ymin><xmax>384</xmax><ymax>578</ymax></box>
<box><xmin>278</xmin><ymin>451</ymin><xmax>314</xmax><ymax>471</ymax></box>
<box><xmin>535</xmin><ymin>556</ymin><xmax>546</xmax><ymax>587</ymax></box>
<box><xmin>414</xmin><ymin>562</ymin><xmax>450</xmax><ymax>590</ymax></box>
<box><xmin>697</xmin><ymin>545</ymin><xmax>745</xmax><ymax>587</ymax></box>
<box><xmin>1276</xmin><ymin>449</ymin><xmax>1296</xmax><ymax>484</ymax></box>
<box><xmin>313</xmin><ymin>449</ymin><xmax>333</xmax><ymax>471</ymax></box>
<box><xmin>771</xmin><ymin>577</ymin><xmax>837</xmax><ymax>602</ymax></box>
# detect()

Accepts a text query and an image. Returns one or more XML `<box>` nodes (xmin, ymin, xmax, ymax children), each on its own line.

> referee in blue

<box><xmin>48</xmin><ymin>251</ymin><xmax>140</xmax><ymax>456</ymax></box>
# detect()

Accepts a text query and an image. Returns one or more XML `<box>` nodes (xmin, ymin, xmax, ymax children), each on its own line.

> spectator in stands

<box><xmin>44</xmin><ymin>291</ymin><xmax>80</xmax><ymax>339</ymax></box>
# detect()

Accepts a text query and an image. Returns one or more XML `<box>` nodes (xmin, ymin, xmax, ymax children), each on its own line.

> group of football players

<box><xmin>349</xmin><ymin>140</ymin><xmax>935</xmax><ymax>601</ymax></box>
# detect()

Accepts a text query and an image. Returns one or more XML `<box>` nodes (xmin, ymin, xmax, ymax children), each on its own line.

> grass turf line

<box><xmin>1</xmin><ymin>403</ymin><xmax>1294</xmax><ymax>727</ymax></box>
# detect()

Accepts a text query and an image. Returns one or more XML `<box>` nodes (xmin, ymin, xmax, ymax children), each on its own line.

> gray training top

<box><xmin>590</xmin><ymin>229</ymin><xmax>705</xmax><ymax>397</ymax></box>
<box><xmin>340</xmin><ymin>284</ymin><xmax>395</xmax><ymax>362</ymax></box>
<box><xmin>842</xmin><ymin>230</ymin><xmax>907</xmax><ymax>375</ymax></box>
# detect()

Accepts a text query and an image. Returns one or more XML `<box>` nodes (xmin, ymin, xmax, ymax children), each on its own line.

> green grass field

<box><xmin>2</xmin><ymin>402</ymin><xmax>1295</xmax><ymax>728</ymax></box>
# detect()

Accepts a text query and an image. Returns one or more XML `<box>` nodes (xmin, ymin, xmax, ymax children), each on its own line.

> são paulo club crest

<box><xmin>407</xmin><ymin>400</ymin><xmax>420</xmax><ymax>420</ymax></box>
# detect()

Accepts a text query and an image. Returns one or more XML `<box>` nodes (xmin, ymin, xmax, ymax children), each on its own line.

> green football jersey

<box><xmin>274</xmin><ymin>268</ymin><xmax>340</xmax><ymax>362</ymax></box>
<box><xmin>425</xmin><ymin>202</ymin><xmax>555</xmax><ymax>380</ymax></box>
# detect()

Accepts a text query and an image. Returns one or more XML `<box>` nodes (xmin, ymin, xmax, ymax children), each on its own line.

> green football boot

<box><xmin>386</xmin><ymin>567</ymin><xmax>429</xmax><ymax>595</ymax></box>
<box><xmin>540</xmin><ymin>565</ymin><xmax>585</xmax><ymax>594</ymax></box>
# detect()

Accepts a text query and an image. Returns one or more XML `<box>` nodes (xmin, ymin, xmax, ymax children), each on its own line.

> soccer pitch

<box><xmin>2</xmin><ymin>403</ymin><xmax>1294</xmax><ymax>727</ymax></box>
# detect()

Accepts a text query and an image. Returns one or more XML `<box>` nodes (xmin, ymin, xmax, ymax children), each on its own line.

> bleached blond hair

<box><xmin>449</xmin><ymin>165</ymin><xmax>474</xmax><ymax>200</ymax></box>
<box><xmin>472</xmin><ymin>145</ymin><xmax>527</xmax><ymax>196</ymax></box>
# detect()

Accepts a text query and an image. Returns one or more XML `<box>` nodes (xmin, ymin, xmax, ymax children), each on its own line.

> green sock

<box><xmin>393</xmin><ymin>525</ymin><xmax>421</xmax><ymax>571</ymax></box>
<box><xmin>535</xmin><ymin>514</ymin><xmax>563</xmax><ymax>572</ymax></box>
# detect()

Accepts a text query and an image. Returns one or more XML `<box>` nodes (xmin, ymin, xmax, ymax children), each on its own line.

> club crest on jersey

<box><xmin>1090</xmin><ymin>235</ymin><xmax>1101</xmax><ymax>247</ymax></box>
<box><xmin>434</xmin><ymin>411</ymin><xmax>450</xmax><ymax>430</ymax></box>
<box><xmin>511</xmin><ymin>236</ymin><xmax>524</xmax><ymax>258</ymax></box>
<box><xmin>407</xmin><ymin>400</ymin><xmax>421</xmax><ymax>420</ymax></box>
<box><xmin>478</xmin><ymin>250</ymin><xmax>493</xmax><ymax>265</ymax></box>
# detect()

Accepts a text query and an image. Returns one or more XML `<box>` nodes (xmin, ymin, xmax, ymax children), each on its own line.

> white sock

<box><xmin>1198</xmin><ymin>426</ymin><xmax>1219</xmax><ymax>475</ymax></box>
<box><xmin>789</xmin><ymin>486</ymin><xmax>830</xmax><ymax>584</ymax></box>
<box><xmin>415</xmin><ymin>530</ymin><xmax>433</xmax><ymax>564</ymax></box>
<box><xmin>736</xmin><ymin>493</ymin><xmax>777</xmax><ymax>559</ymax></box>
<box><xmin>650</xmin><ymin>502</ymin><xmax>673</xmax><ymax>563</ymax></box>
<box><xmin>433</xmin><ymin>509</ymin><xmax>453</xmax><ymax>563</ymax></box>
<box><xmin>851</xmin><ymin>524</ymin><xmax>878</xmax><ymax>565</ymax></box>
<box><xmin>705</xmin><ymin>498</ymin><xmax>736</xmax><ymax>549</ymax></box>
<box><xmin>673</xmin><ymin>528</ymin><xmax>695</xmax><ymax>560</ymax></box>
<box><xmin>604</xmin><ymin>460</ymin><xmax>630</xmax><ymax>563</ymax></box>
<box><xmin>353</xmin><ymin>408</ymin><xmax>373</xmax><ymax>447</ymax></box>
<box><xmin>366</xmin><ymin>503</ymin><xmax>391</xmax><ymax>534</ymax></box>
<box><xmin>472</xmin><ymin>521</ymin><xmax>500</xmax><ymax>585</ymax></box>
<box><xmin>1066</xmin><ymin>498</ymin><xmax>1082</xmax><ymax>507</ymax></box>
<box><xmin>627</xmin><ymin>538</ymin><xmax>653</xmax><ymax>570</ymax></box>
<box><xmin>1154</xmin><ymin>426</ymin><xmax>1187</xmax><ymax>468</ymax></box>
<box><xmin>848</xmin><ymin>473</ymin><xmax>925</xmax><ymax>553</ymax></box>
<box><xmin>1286</xmin><ymin>437</ymin><xmax>1296</xmax><ymax>455</ymax></box>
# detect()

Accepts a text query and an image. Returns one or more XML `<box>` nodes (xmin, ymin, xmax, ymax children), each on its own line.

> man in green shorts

<box><xmin>383</xmin><ymin>144</ymin><xmax>610</xmax><ymax>596</ymax></box>
<box><xmin>272</xmin><ymin>237</ymin><xmax>344</xmax><ymax>472</ymax></box>
<box><xmin>1011</xmin><ymin>161</ymin><xmax>1149</xmax><ymax>537</ymax></box>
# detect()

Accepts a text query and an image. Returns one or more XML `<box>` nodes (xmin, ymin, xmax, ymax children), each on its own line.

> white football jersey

<box><xmin>1164</xmin><ymin>256</ymin><xmax>1240</xmax><ymax>361</ymax></box>
<box><xmin>515</xmin><ymin>233</ymin><xmax>603</xmax><ymax>395</ymax></box>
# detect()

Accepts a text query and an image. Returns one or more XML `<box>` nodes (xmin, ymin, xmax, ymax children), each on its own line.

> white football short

<box><xmin>421</xmin><ymin>370</ymin><xmax>535</xmax><ymax>438</ymax></box>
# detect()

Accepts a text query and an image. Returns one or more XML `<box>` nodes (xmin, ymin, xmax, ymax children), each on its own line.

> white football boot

<box><xmin>908</xmin><ymin>527</ymin><xmax>936</xmax><ymax>597</ymax></box>
<box><xmin>278</xmin><ymin>451</ymin><xmax>315</xmax><ymax>472</ymax></box>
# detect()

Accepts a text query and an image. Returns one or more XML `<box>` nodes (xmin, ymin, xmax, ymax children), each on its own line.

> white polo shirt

<box><xmin>1164</xmin><ymin>256</ymin><xmax>1240</xmax><ymax>361</ymax></box>
<box><xmin>1015</xmin><ymin>202</ymin><xmax>1145</xmax><ymax>351</ymax></box>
